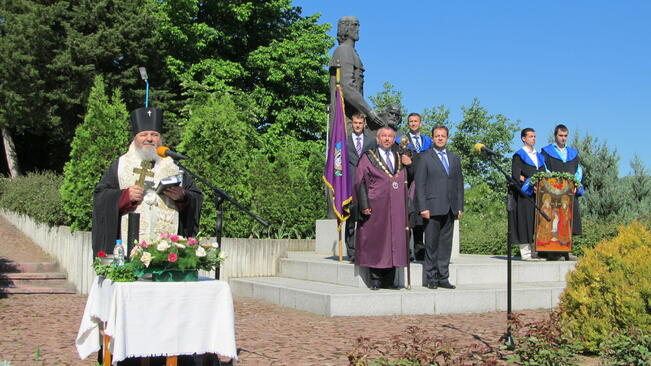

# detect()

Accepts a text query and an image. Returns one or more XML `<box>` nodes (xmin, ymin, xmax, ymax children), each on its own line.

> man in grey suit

<box><xmin>415</xmin><ymin>126</ymin><xmax>464</xmax><ymax>289</ymax></box>
<box><xmin>345</xmin><ymin>112</ymin><xmax>377</xmax><ymax>262</ymax></box>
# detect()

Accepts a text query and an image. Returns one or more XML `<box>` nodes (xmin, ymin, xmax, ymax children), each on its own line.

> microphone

<box><xmin>473</xmin><ymin>143</ymin><xmax>499</xmax><ymax>156</ymax></box>
<box><xmin>156</xmin><ymin>146</ymin><xmax>189</xmax><ymax>160</ymax></box>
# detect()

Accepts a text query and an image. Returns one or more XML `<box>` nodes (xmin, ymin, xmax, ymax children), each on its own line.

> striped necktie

<box><xmin>385</xmin><ymin>150</ymin><xmax>394</xmax><ymax>172</ymax></box>
<box><xmin>438</xmin><ymin>151</ymin><xmax>449</xmax><ymax>174</ymax></box>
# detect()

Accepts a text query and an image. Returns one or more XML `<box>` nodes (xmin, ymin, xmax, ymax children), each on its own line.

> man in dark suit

<box><xmin>345</xmin><ymin>112</ymin><xmax>377</xmax><ymax>262</ymax></box>
<box><xmin>415</xmin><ymin>126</ymin><xmax>464</xmax><ymax>289</ymax></box>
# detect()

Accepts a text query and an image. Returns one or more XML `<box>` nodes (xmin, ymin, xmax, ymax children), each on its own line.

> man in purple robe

<box><xmin>353</xmin><ymin>126</ymin><xmax>410</xmax><ymax>290</ymax></box>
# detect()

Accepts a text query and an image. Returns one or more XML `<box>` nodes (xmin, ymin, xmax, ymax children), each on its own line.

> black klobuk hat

<box><xmin>130</xmin><ymin>107</ymin><xmax>163</xmax><ymax>135</ymax></box>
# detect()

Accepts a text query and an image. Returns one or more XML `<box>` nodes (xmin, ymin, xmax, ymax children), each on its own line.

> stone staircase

<box><xmin>229</xmin><ymin>252</ymin><xmax>576</xmax><ymax>317</ymax></box>
<box><xmin>0</xmin><ymin>260</ymin><xmax>76</xmax><ymax>295</ymax></box>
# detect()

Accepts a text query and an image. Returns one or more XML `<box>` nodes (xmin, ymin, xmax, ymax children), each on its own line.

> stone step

<box><xmin>280</xmin><ymin>253</ymin><xmax>576</xmax><ymax>288</ymax></box>
<box><xmin>2</xmin><ymin>286</ymin><xmax>77</xmax><ymax>294</ymax></box>
<box><xmin>229</xmin><ymin>276</ymin><xmax>567</xmax><ymax>317</ymax></box>
<box><xmin>2</xmin><ymin>272</ymin><xmax>71</xmax><ymax>287</ymax></box>
<box><xmin>0</xmin><ymin>261</ymin><xmax>60</xmax><ymax>273</ymax></box>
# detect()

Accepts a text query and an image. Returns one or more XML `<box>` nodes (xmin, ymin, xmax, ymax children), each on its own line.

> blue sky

<box><xmin>294</xmin><ymin>1</ymin><xmax>650</xmax><ymax>177</ymax></box>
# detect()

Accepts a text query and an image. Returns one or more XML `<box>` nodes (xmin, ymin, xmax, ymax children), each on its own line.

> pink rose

<box><xmin>139</xmin><ymin>241</ymin><xmax>149</xmax><ymax>248</ymax></box>
<box><xmin>167</xmin><ymin>253</ymin><xmax>178</xmax><ymax>263</ymax></box>
<box><xmin>170</xmin><ymin>235</ymin><xmax>180</xmax><ymax>243</ymax></box>
<box><xmin>187</xmin><ymin>237</ymin><xmax>198</xmax><ymax>246</ymax></box>
<box><xmin>160</xmin><ymin>232</ymin><xmax>170</xmax><ymax>239</ymax></box>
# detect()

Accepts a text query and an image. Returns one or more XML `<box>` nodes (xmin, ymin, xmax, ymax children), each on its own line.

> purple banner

<box><xmin>323</xmin><ymin>85</ymin><xmax>352</xmax><ymax>223</ymax></box>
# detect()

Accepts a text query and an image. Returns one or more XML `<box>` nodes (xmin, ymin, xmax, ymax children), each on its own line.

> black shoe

<box><xmin>369</xmin><ymin>285</ymin><xmax>379</xmax><ymax>290</ymax></box>
<box><xmin>427</xmin><ymin>282</ymin><xmax>438</xmax><ymax>289</ymax></box>
<box><xmin>438</xmin><ymin>280</ymin><xmax>456</xmax><ymax>289</ymax></box>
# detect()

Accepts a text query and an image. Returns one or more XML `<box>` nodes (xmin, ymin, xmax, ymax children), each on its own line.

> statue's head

<box><xmin>337</xmin><ymin>16</ymin><xmax>360</xmax><ymax>44</ymax></box>
<box><xmin>378</xmin><ymin>103</ymin><xmax>402</xmax><ymax>129</ymax></box>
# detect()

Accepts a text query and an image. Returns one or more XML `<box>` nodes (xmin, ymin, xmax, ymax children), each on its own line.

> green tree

<box><xmin>0</xmin><ymin>0</ymin><xmax>163</xmax><ymax>172</ymax></box>
<box><xmin>157</xmin><ymin>0</ymin><xmax>333</xmax><ymax>146</ymax></box>
<box><xmin>178</xmin><ymin>93</ymin><xmax>259</xmax><ymax>238</ymax></box>
<box><xmin>60</xmin><ymin>75</ymin><xmax>130</xmax><ymax>230</ymax></box>
<box><xmin>448</xmin><ymin>98</ymin><xmax>519</xmax><ymax>190</ymax></box>
<box><xmin>420</xmin><ymin>105</ymin><xmax>451</xmax><ymax>135</ymax></box>
<box><xmin>627</xmin><ymin>154</ymin><xmax>651</xmax><ymax>216</ymax></box>
<box><xmin>572</xmin><ymin>131</ymin><xmax>627</xmax><ymax>220</ymax></box>
<box><xmin>250</xmin><ymin>137</ymin><xmax>326</xmax><ymax>238</ymax></box>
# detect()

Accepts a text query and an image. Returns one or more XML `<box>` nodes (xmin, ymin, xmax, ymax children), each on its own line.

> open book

<box><xmin>155</xmin><ymin>174</ymin><xmax>183</xmax><ymax>194</ymax></box>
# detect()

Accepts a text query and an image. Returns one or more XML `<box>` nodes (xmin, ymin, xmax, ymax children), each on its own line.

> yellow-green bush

<box><xmin>559</xmin><ymin>221</ymin><xmax>651</xmax><ymax>353</ymax></box>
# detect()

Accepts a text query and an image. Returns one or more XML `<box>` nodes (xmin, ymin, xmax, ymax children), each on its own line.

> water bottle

<box><xmin>113</xmin><ymin>239</ymin><xmax>125</xmax><ymax>266</ymax></box>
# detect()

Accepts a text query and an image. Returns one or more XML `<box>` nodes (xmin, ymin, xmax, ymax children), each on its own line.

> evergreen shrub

<box><xmin>249</xmin><ymin>137</ymin><xmax>326</xmax><ymax>239</ymax></box>
<box><xmin>460</xmin><ymin>183</ymin><xmax>509</xmax><ymax>255</ymax></box>
<box><xmin>178</xmin><ymin>94</ymin><xmax>258</xmax><ymax>238</ymax></box>
<box><xmin>559</xmin><ymin>221</ymin><xmax>651</xmax><ymax>353</ymax></box>
<box><xmin>0</xmin><ymin>172</ymin><xmax>65</xmax><ymax>226</ymax></box>
<box><xmin>60</xmin><ymin>75</ymin><xmax>130</xmax><ymax>231</ymax></box>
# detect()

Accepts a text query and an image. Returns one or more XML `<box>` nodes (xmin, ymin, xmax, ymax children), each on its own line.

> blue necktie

<box><xmin>438</xmin><ymin>151</ymin><xmax>449</xmax><ymax>174</ymax></box>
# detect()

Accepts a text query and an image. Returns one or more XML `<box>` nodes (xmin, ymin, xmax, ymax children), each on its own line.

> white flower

<box><xmin>175</xmin><ymin>243</ymin><xmax>186</xmax><ymax>249</ymax></box>
<box><xmin>195</xmin><ymin>246</ymin><xmax>206</xmax><ymax>257</ymax></box>
<box><xmin>219</xmin><ymin>251</ymin><xmax>227</xmax><ymax>260</ymax></box>
<box><xmin>157</xmin><ymin>241</ymin><xmax>171</xmax><ymax>251</ymax></box>
<box><xmin>212</xmin><ymin>242</ymin><xmax>219</xmax><ymax>249</ymax></box>
<box><xmin>130</xmin><ymin>246</ymin><xmax>142</xmax><ymax>258</ymax></box>
<box><xmin>140</xmin><ymin>252</ymin><xmax>152</xmax><ymax>267</ymax></box>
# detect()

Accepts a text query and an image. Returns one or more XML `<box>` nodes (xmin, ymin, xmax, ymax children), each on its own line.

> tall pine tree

<box><xmin>60</xmin><ymin>75</ymin><xmax>130</xmax><ymax>230</ymax></box>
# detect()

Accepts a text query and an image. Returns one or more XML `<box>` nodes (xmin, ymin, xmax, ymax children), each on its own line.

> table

<box><xmin>76</xmin><ymin>276</ymin><xmax>237</xmax><ymax>365</ymax></box>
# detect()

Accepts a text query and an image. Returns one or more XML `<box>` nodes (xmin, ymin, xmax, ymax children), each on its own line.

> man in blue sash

<box><xmin>395</xmin><ymin>113</ymin><xmax>432</xmax><ymax>261</ymax></box>
<box><xmin>541</xmin><ymin>124</ymin><xmax>583</xmax><ymax>261</ymax></box>
<box><xmin>508</xmin><ymin>128</ymin><xmax>545</xmax><ymax>261</ymax></box>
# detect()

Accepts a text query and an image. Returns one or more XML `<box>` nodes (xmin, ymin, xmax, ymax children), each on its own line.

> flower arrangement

<box><xmin>128</xmin><ymin>232</ymin><xmax>223</xmax><ymax>278</ymax></box>
<box><xmin>91</xmin><ymin>233</ymin><xmax>224</xmax><ymax>282</ymax></box>
<box><xmin>529</xmin><ymin>171</ymin><xmax>581</xmax><ymax>188</ymax></box>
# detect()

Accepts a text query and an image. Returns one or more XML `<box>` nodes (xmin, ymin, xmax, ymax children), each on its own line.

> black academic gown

<box><xmin>91</xmin><ymin>159</ymin><xmax>203</xmax><ymax>255</ymax></box>
<box><xmin>541</xmin><ymin>145</ymin><xmax>583</xmax><ymax>235</ymax></box>
<box><xmin>508</xmin><ymin>149</ymin><xmax>545</xmax><ymax>245</ymax></box>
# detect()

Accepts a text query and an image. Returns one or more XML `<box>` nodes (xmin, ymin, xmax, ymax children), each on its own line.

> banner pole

<box><xmin>338</xmin><ymin>220</ymin><xmax>343</xmax><ymax>262</ymax></box>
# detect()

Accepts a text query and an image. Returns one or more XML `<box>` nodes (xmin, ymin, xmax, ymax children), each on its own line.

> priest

<box><xmin>91</xmin><ymin>107</ymin><xmax>203</xmax><ymax>255</ymax></box>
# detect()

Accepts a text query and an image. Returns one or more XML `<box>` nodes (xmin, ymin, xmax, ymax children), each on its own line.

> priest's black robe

<box><xmin>541</xmin><ymin>145</ymin><xmax>583</xmax><ymax>235</ymax></box>
<box><xmin>91</xmin><ymin>159</ymin><xmax>203</xmax><ymax>255</ymax></box>
<box><xmin>508</xmin><ymin>149</ymin><xmax>545</xmax><ymax>245</ymax></box>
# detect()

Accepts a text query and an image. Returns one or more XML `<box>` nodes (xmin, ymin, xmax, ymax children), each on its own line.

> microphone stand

<box><xmin>481</xmin><ymin>152</ymin><xmax>551</xmax><ymax>350</ymax></box>
<box><xmin>173</xmin><ymin>160</ymin><xmax>269</xmax><ymax>280</ymax></box>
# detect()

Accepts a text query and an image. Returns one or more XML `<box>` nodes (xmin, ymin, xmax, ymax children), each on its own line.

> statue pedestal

<box><xmin>315</xmin><ymin>219</ymin><xmax>339</xmax><ymax>255</ymax></box>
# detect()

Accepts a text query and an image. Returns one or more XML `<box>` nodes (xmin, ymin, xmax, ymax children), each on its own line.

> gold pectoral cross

<box><xmin>133</xmin><ymin>160</ymin><xmax>154</xmax><ymax>187</ymax></box>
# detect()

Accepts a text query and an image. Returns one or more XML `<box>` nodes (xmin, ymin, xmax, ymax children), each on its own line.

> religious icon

<box><xmin>534</xmin><ymin>178</ymin><xmax>574</xmax><ymax>253</ymax></box>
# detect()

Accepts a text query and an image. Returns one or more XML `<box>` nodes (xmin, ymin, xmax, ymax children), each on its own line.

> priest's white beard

<box><xmin>135</xmin><ymin>145</ymin><xmax>161</xmax><ymax>162</ymax></box>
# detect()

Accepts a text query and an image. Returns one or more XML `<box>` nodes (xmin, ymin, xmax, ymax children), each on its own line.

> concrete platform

<box><xmin>230</xmin><ymin>253</ymin><xmax>576</xmax><ymax>317</ymax></box>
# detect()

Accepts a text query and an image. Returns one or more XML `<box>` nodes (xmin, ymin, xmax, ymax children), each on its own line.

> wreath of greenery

<box><xmin>529</xmin><ymin>171</ymin><xmax>581</xmax><ymax>188</ymax></box>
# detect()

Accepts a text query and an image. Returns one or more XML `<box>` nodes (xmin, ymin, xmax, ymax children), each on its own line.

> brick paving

<box><xmin>0</xmin><ymin>216</ymin><xmax>555</xmax><ymax>365</ymax></box>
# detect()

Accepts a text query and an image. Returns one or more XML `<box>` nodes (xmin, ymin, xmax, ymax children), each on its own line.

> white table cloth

<box><xmin>76</xmin><ymin>276</ymin><xmax>237</xmax><ymax>364</ymax></box>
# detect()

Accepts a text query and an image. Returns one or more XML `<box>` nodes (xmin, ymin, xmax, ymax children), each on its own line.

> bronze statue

<box><xmin>329</xmin><ymin>16</ymin><xmax>384</xmax><ymax>133</ymax></box>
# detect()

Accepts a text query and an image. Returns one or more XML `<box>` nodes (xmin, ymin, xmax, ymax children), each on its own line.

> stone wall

<box><xmin>1</xmin><ymin>210</ymin><xmax>314</xmax><ymax>294</ymax></box>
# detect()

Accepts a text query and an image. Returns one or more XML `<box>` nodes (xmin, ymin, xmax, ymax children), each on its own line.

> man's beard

<box><xmin>136</xmin><ymin>144</ymin><xmax>160</xmax><ymax>162</ymax></box>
